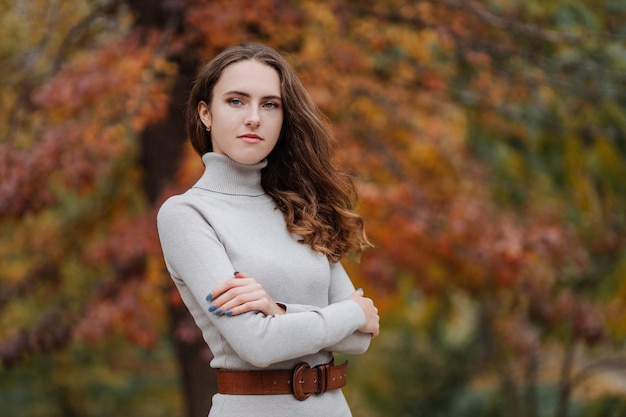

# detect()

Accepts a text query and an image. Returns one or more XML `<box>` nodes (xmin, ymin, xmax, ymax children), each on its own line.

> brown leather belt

<box><xmin>217</xmin><ymin>360</ymin><xmax>348</xmax><ymax>401</ymax></box>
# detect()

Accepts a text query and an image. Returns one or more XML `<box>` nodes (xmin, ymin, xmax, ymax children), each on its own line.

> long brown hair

<box><xmin>186</xmin><ymin>43</ymin><xmax>370</xmax><ymax>261</ymax></box>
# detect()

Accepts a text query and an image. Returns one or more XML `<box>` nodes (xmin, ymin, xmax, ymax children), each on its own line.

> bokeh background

<box><xmin>2</xmin><ymin>0</ymin><xmax>626</xmax><ymax>416</ymax></box>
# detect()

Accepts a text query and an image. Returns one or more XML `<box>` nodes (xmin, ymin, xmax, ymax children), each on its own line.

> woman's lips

<box><xmin>238</xmin><ymin>134</ymin><xmax>263</xmax><ymax>144</ymax></box>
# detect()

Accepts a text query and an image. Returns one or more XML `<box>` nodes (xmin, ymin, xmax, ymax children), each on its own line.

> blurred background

<box><xmin>1</xmin><ymin>0</ymin><xmax>626</xmax><ymax>416</ymax></box>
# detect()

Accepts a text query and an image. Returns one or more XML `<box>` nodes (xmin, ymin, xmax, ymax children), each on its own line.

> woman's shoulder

<box><xmin>159</xmin><ymin>189</ymin><xmax>194</xmax><ymax>210</ymax></box>
<box><xmin>157</xmin><ymin>189</ymin><xmax>207</xmax><ymax>224</ymax></box>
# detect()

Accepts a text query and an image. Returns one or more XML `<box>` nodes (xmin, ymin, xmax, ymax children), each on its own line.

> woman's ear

<box><xmin>198</xmin><ymin>101</ymin><xmax>212</xmax><ymax>131</ymax></box>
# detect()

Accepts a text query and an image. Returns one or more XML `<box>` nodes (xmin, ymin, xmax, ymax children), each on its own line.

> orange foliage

<box><xmin>2</xmin><ymin>6</ymin><xmax>624</xmax><ymax>404</ymax></box>
<box><xmin>168</xmin><ymin>1</ymin><xmax>617</xmax><ymax>364</ymax></box>
<box><xmin>0</xmin><ymin>7</ymin><xmax>176</xmax><ymax>363</ymax></box>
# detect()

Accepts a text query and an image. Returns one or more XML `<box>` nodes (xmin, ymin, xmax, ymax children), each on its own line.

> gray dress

<box><xmin>157</xmin><ymin>153</ymin><xmax>371</xmax><ymax>417</ymax></box>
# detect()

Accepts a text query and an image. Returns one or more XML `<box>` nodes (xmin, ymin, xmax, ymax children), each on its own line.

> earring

<box><xmin>206</xmin><ymin>126</ymin><xmax>211</xmax><ymax>132</ymax></box>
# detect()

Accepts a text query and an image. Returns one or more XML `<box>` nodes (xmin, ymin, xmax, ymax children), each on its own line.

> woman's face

<box><xmin>198</xmin><ymin>60</ymin><xmax>283</xmax><ymax>165</ymax></box>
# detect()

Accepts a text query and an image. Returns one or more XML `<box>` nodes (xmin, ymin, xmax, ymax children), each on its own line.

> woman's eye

<box><xmin>228</xmin><ymin>98</ymin><xmax>243</xmax><ymax>106</ymax></box>
<box><xmin>263</xmin><ymin>102</ymin><xmax>279</xmax><ymax>109</ymax></box>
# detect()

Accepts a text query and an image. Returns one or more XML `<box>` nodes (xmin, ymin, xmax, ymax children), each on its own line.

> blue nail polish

<box><xmin>214</xmin><ymin>308</ymin><xmax>222</xmax><ymax>315</ymax></box>
<box><xmin>225</xmin><ymin>310</ymin><xmax>233</xmax><ymax>316</ymax></box>
<box><xmin>205</xmin><ymin>292</ymin><xmax>213</xmax><ymax>301</ymax></box>
<box><xmin>208</xmin><ymin>304</ymin><xmax>216</xmax><ymax>312</ymax></box>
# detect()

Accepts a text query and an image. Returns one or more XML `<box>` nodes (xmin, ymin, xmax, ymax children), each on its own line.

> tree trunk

<box><xmin>166</xmin><ymin>297</ymin><xmax>217</xmax><ymax>417</ymax></box>
<box><xmin>126</xmin><ymin>1</ymin><xmax>218</xmax><ymax>416</ymax></box>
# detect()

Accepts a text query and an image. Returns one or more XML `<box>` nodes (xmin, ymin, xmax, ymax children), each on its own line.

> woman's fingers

<box><xmin>211</xmin><ymin>276</ymin><xmax>254</xmax><ymax>295</ymax></box>
<box><xmin>348</xmin><ymin>289</ymin><xmax>380</xmax><ymax>337</ymax></box>
<box><xmin>205</xmin><ymin>271</ymin><xmax>248</xmax><ymax>301</ymax></box>
<box><xmin>208</xmin><ymin>279</ymin><xmax>260</xmax><ymax>308</ymax></box>
<box><xmin>206</xmin><ymin>272</ymin><xmax>285</xmax><ymax>316</ymax></box>
<box><xmin>216</xmin><ymin>288</ymin><xmax>264</xmax><ymax>313</ymax></box>
<box><xmin>219</xmin><ymin>298</ymin><xmax>267</xmax><ymax>316</ymax></box>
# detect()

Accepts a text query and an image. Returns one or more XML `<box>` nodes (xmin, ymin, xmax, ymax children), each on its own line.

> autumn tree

<box><xmin>181</xmin><ymin>1</ymin><xmax>626</xmax><ymax>415</ymax></box>
<box><xmin>1</xmin><ymin>0</ymin><xmax>185</xmax><ymax>415</ymax></box>
<box><xmin>2</xmin><ymin>1</ymin><xmax>626</xmax><ymax>417</ymax></box>
<box><xmin>307</xmin><ymin>1</ymin><xmax>626</xmax><ymax>416</ymax></box>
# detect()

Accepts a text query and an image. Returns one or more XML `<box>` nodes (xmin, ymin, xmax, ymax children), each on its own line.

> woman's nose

<box><xmin>245</xmin><ymin>108</ymin><xmax>261</xmax><ymax>128</ymax></box>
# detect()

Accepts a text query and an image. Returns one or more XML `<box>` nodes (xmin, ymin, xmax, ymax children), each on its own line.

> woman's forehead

<box><xmin>215</xmin><ymin>60</ymin><xmax>281</xmax><ymax>96</ymax></box>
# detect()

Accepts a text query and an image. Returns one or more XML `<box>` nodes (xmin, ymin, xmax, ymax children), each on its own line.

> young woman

<box><xmin>157</xmin><ymin>43</ymin><xmax>379</xmax><ymax>417</ymax></box>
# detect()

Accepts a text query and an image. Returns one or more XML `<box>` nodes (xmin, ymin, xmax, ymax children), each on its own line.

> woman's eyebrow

<box><xmin>223</xmin><ymin>90</ymin><xmax>282</xmax><ymax>100</ymax></box>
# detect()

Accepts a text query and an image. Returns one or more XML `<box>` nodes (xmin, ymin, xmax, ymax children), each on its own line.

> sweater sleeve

<box><xmin>157</xmin><ymin>198</ymin><xmax>367</xmax><ymax>368</ymax></box>
<box><xmin>278</xmin><ymin>262</ymin><xmax>372</xmax><ymax>354</ymax></box>
<box><xmin>322</xmin><ymin>262</ymin><xmax>372</xmax><ymax>354</ymax></box>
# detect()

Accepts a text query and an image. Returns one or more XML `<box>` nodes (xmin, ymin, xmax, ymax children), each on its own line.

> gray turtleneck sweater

<box><xmin>157</xmin><ymin>153</ymin><xmax>370</xmax><ymax>417</ymax></box>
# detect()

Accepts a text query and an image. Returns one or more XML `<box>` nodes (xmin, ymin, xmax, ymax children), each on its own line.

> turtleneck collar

<box><xmin>193</xmin><ymin>153</ymin><xmax>267</xmax><ymax>197</ymax></box>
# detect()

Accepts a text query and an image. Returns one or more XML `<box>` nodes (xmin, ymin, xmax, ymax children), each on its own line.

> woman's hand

<box><xmin>206</xmin><ymin>272</ymin><xmax>286</xmax><ymax>317</ymax></box>
<box><xmin>348</xmin><ymin>289</ymin><xmax>380</xmax><ymax>338</ymax></box>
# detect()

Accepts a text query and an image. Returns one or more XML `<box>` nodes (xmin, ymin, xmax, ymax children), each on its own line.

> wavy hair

<box><xmin>186</xmin><ymin>43</ymin><xmax>370</xmax><ymax>261</ymax></box>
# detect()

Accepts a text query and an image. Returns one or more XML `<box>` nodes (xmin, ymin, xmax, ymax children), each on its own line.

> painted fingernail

<box><xmin>205</xmin><ymin>292</ymin><xmax>213</xmax><ymax>301</ymax></box>
<box><xmin>233</xmin><ymin>271</ymin><xmax>240</xmax><ymax>276</ymax></box>
<box><xmin>208</xmin><ymin>304</ymin><xmax>216</xmax><ymax>312</ymax></box>
<box><xmin>357</xmin><ymin>288</ymin><xmax>363</xmax><ymax>292</ymax></box>
<box><xmin>214</xmin><ymin>308</ymin><xmax>222</xmax><ymax>315</ymax></box>
<box><xmin>225</xmin><ymin>310</ymin><xmax>233</xmax><ymax>316</ymax></box>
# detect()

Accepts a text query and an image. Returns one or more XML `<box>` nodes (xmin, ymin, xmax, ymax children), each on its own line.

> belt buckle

<box><xmin>316</xmin><ymin>362</ymin><xmax>330</xmax><ymax>394</ymax></box>
<box><xmin>291</xmin><ymin>362</ymin><xmax>311</xmax><ymax>401</ymax></box>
